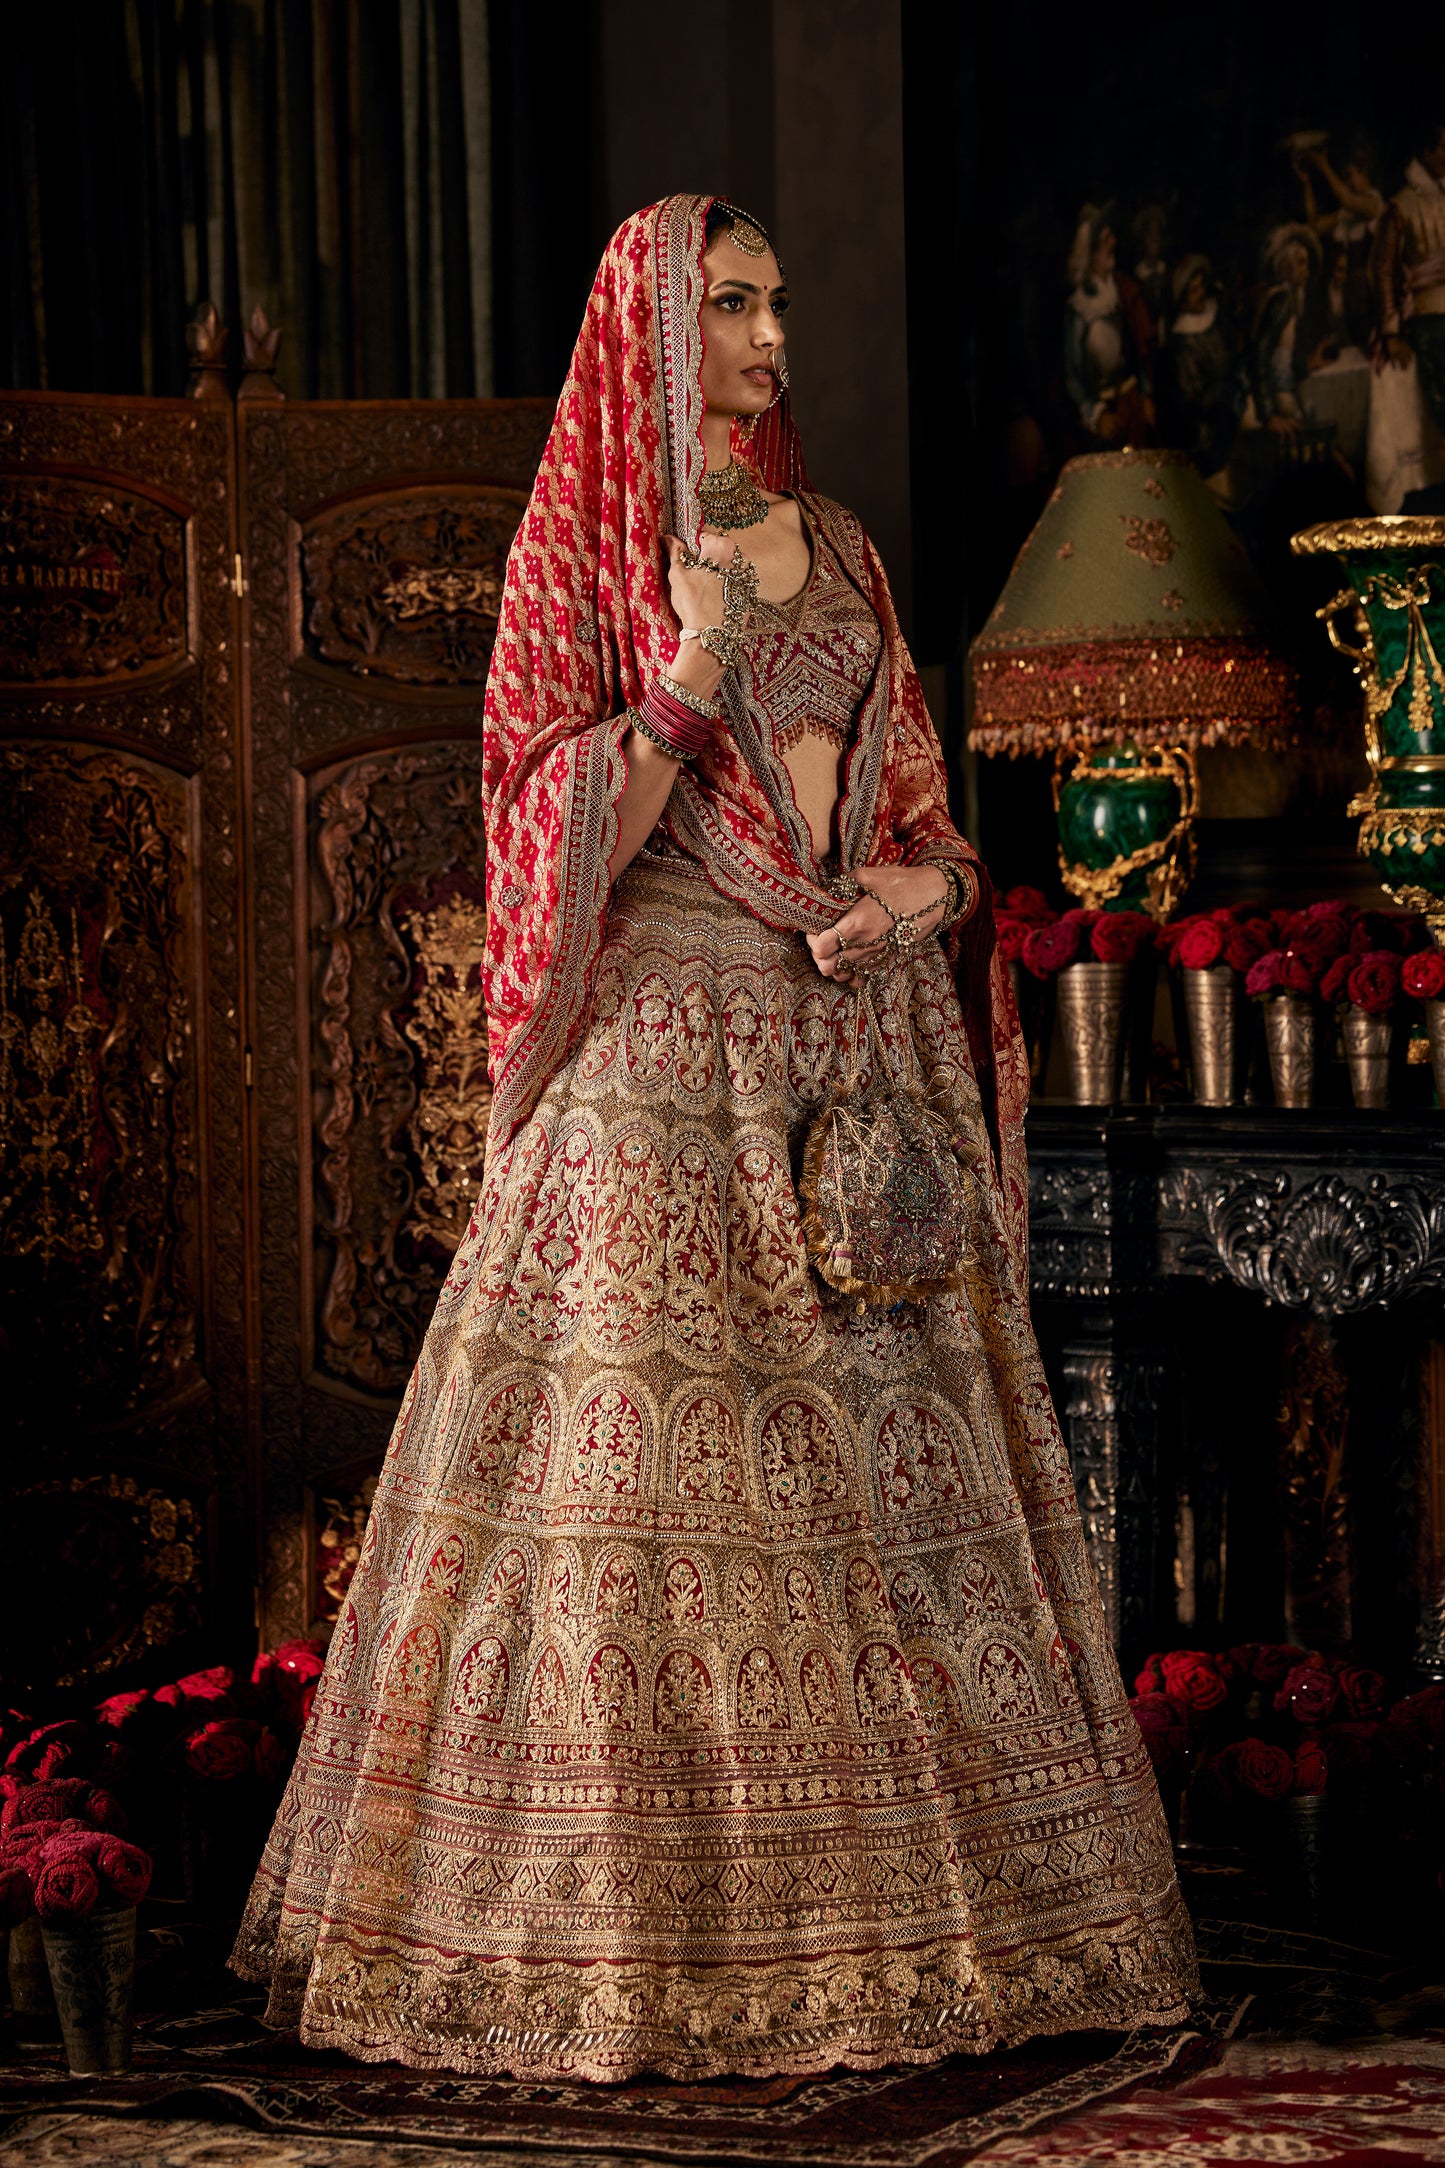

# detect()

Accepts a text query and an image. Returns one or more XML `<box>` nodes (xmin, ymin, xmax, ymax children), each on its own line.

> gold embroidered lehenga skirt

<box><xmin>233</xmin><ymin>841</ymin><xmax>1198</xmax><ymax>2080</ymax></box>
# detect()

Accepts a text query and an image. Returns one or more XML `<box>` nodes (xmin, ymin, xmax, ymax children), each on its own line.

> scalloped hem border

<box><xmin>257</xmin><ymin>1979</ymin><xmax>1201</xmax><ymax>2086</ymax></box>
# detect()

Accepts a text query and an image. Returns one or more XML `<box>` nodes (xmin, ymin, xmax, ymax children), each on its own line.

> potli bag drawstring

<box><xmin>797</xmin><ymin>969</ymin><xmax>983</xmax><ymax>1310</ymax></box>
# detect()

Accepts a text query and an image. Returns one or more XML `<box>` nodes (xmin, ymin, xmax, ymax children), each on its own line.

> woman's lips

<box><xmin>743</xmin><ymin>366</ymin><xmax>774</xmax><ymax>384</ymax></box>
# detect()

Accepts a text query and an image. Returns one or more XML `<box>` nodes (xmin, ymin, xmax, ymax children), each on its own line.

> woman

<box><xmin>234</xmin><ymin>194</ymin><xmax>1196</xmax><ymax>2082</ymax></box>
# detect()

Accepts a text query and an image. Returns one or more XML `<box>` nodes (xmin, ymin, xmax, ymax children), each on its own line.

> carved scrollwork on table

<box><xmin>1159</xmin><ymin>1165</ymin><xmax>1445</xmax><ymax>1315</ymax></box>
<box><xmin>309</xmin><ymin>746</ymin><xmax>490</xmax><ymax>1398</ymax></box>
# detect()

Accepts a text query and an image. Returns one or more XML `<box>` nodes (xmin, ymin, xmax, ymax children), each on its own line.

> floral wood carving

<box><xmin>0</xmin><ymin>744</ymin><xmax>202</xmax><ymax>1433</ymax></box>
<box><xmin>1159</xmin><ymin>1166</ymin><xmax>1445</xmax><ymax>1315</ymax></box>
<box><xmin>310</xmin><ymin>746</ymin><xmax>489</xmax><ymax>1395</ymax></box>
<box><xmin>301</xmin><ymin>486</ymin><xmax>527</xmax><ymax>685</ymax></box>
<box><xmin>0</xmin><ymin>474</ymin><xmax>190</xmax><ymax>686</ymax></box>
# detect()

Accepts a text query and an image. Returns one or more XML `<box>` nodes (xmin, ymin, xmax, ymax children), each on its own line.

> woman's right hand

<box><xmin>662</xmin><ymin>533</ymin><xmax>741</xmax><ymax>633</ymax></box>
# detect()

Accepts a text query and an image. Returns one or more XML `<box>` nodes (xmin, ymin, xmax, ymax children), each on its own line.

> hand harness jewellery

<box><xmin>674</xmin><ymin>542</ymin><xmax>759</xmax><ymax>672</ymax></box>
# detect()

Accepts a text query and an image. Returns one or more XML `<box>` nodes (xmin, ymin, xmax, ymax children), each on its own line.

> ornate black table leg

<box><xmin>1059</xmin><ymin>1328</ymin><xmax>1168</xmax><ymax>1660</ymax></box>
<box><xmin>1277</xmin><ymin>1318</ymin><xmax>1353</xmax><ymax>1652</ymax></box>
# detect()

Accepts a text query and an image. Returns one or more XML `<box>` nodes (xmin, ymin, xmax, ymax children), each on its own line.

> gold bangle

<box><xmin>627</xmin><ymin>705</ymin><xmax>687</xmax><ymax>761</ymax></box>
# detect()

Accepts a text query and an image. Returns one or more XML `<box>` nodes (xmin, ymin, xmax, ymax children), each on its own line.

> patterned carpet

<box><xmin>2</xmin><ymin>1920</ymin><xmax>1442</xmax><ymax>2165</ymax></box>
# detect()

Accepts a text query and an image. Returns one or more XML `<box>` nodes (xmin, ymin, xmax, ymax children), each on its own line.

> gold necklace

<box><xmin>699</xmin><ymin>460</ymin><xmax>770</xmax><ymax>532</ymax></box>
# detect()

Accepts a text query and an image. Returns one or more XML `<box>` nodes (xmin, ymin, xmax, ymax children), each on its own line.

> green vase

<box><xmin>1054</xmin><ymin>743</ymin><xmax>1197</xmax><ymax>917</ymax></box>
<box><xmin>1292</xmin><ymin>517</ymin><xmax>1445</xmax><ymax>938</ymax></box>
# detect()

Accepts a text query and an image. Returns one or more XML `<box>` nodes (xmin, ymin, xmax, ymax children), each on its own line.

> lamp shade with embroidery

<box><xmin>969</xmin><ymin>448</ymin><xmax>1297</xmax><ymax>918</ymax></box>
<box><xmin>970</xmin><ymin>448</ymin><xmax>1298</xmax><ymax>754</ymax></box>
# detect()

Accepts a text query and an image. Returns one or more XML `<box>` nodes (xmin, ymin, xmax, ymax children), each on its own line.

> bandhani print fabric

<box><xmin>232</xmin><ymin>195</ymin><xmax>1197</xmax><ymax>2081</ymax></box>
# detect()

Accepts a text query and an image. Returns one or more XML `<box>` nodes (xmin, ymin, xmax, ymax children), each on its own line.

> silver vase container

<box><xmin>1264</xmin><ymin>993</ymin><xmax>1316</xmax><ymax>1108</ymax></box>
<box><xmin>1182</xmin><ymin>964</ymin><xmax>1243</xmax><ymax>1105</ymax></box>
<box><xmin>1427</xmin><ymin>998</ymin><xmax>1445</xmax><ymax>1104</ymax></box>
<box><xmin>40</xmin><ymin>1905</ymin><xmax>137</xmax><ymax>2075</ymax></box>
<box><xmin>1056</xmin><ymin>961</ymin><xmax>1129</xmax><ymax>1104</ymax></box>
<box><xmin>1341</xmin><ymin>1005</ymin><xmax>1394</xmax><ymax>1109</ymax></box>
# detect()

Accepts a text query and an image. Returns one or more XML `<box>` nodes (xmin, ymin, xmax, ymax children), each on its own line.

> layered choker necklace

<box><xmin>699</xmin><ymin>457</ymin><xmax>770</xmax><ymax>533</ymax></box>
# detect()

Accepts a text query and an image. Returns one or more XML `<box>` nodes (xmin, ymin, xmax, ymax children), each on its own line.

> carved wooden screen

<box><xmin>239</xmin><ymin>395</ymin><xmax>552</xmax><ymax>1644</ymax></box>
<box><xmin>0</xmin><ymin>392</ymin><xmax>249</xmax><ymax>1697</ymax></box>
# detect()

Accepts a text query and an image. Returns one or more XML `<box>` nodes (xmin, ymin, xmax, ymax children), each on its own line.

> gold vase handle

<box><xmin>1317</xmin><ymin>587</ymin><xmax>1371</xmax><ymax>664</ymax></box>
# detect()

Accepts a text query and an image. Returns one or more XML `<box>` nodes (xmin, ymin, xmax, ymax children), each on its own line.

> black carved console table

<box><xmin>1026</xmin><ymin>1105</ymin><xmax>1445</xmax><ymax>1672</ymax></box>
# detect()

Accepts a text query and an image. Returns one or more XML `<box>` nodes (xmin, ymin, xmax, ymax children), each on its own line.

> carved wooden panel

<box><xmin>0</xmin><ymin>471</ymin><xmax>193</xmax><ymax>687</ymax></box>
<box><xmin>0</xmin><ymin>744</ymin><xmax>201</xmax><ymax>1430</ymax></box>
<box><xmin>0</xmin><ymin>392</ymin><xmax>246</xmax><ymax>1697</ymax></box>
<box><xmin>242</xmin><ymin>396</ymin><xmax>552</xmax><ymax>1645</ymax></box>
<box><xmin>305</xmin><ymin>744</ymin><xmax>490</xmax><ymax>1396</ymax></box>
<box><xmin>299</xmin><ymin>482</ymin><xmax>527</xmax><ymax>687</ymax></box>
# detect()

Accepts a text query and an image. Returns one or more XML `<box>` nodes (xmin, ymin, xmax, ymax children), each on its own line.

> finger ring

<box><xmin>835</xmin><ymin>933</ymin><xmax>848</xmax><ymax>957</ymax></box>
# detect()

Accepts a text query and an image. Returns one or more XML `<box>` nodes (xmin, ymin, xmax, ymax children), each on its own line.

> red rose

<box><xmin>1255</xmin><ymin>1644</ymin><xmax>1308</xmax><ymax>1686</ymax></box>
<box><xmin>183</xmin><ymin>1719</ymin><xmax>260</xmax><ymax>1783</ymax></box>
<box><xmin>1224</xmin><ymin>921</ymin><xmax>1272</xmax><ymax>971</ymax></box>
<box><xmin>1404</xmin><ymin>950</ymin><xmax>1445</xmax><ymax>1000</ymax></box>
<box><xmin>1390</xmin><ymin>1683</ymin><xmax>1445</xmax><ymax>1747</ymax></box>
<box><xmin>996</xmin><ymin>917</ymin><xmax>1030</xmax><ymax>962</ymax></box>
<box><xmin>1293</xmin><ymin>1738</ymin><xmax>1328</xmax><ymax>1794</ymax></box>
<box><xmin>1220</xmin><ymin>1737</ymin><xmax>1295</xmax><ymax>1802</ymax></box>
<box><xmin>91</xmin><ymin>1834</ymin><xmax>152</xmax><ymax>1906</ymax></box>
<box><xmin>1337</xmin><ymin>1666</ymin><xmax>1387</xmax><ymax>1720</ymax></box>
<box><xmin>94</xmin><ymin>1690</ymin><xmax>152</xmax><ymax>1733</ymax></box>
<box><xmin>1130</xmin><ymin>1693</ymin><xmax>1189</xmax><ymax>1780</ymax></box>
<box><xmin>1273</xmin><ymin>1661</ymin><xmax>1340</xmax><ymax>1725</ymax></box>
<box><xmin>1319</xmin><ymin>954</ymin><xmax>1352</xmax><ymax>1005</ymax></box>
<box><xmin>1347</xmin><ymin>951</ymin><xmax>1401</xmax><ymax>1015</ymax></box>
<box><xmin>1278</xmin><ymin>947</ymin><xmax>1322</xmax><ymax>996</ymax></box>
<box><xmin>1</xmin><ymin>1779</ymin><xmax>124</xmax><ymax>1837</ymax></box>
<box><xmin>3</xmin><ymin>1721</ymin><xmax>90</xmax><ymax>1779</ymax></box>
<box><xmin>1246</xmin><ymin>950</ymin><xmax>1284</xmax><ymax>998</ymax></box>
<box><xmin>1000</xmin><ymin>886</ymin><xmax>1056</xmax><ymax>925</ymax></box>
<box><xmin>1023</xmin><ymin>918</ymin><xmax>1083</xmax><ymax>978</ymax></box>
<box><xmin>1176</xmin><ymin>920</ymin><xmax>1226</xmax><ymax>970</ymax></box>
<box><xmin>1134</xmin><ymin>1654</ymin><xmax>1166</xmax><ymax>1695</ymax></box>
<box><xmin>1090</xmin><ymin>910</ymin><xmax>1153</xmax><ymax>964</ymax></box>
<box><xmin>33</xmin><ymin>1852</ymin><xmax>100</xmax><ymax>1923</ymax></box>
<box><xmin>1159</xmin><ymin>1649</ymin><xmax>1228</xmax><ymax>1713</ymax></box>
<box><xmin>175</xmin><ymin>1665</ymin><xmax>236</xmax><ymax>1706</ymax></box>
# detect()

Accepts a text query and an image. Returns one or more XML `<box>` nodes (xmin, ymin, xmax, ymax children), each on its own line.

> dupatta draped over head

<box><xmin>480</xmin><ymin>194</ymin><xmax>1030</xmax><ymax>1271</ymax></box>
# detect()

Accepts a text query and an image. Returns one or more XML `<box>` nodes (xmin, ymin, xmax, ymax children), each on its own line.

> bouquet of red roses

<box><xmin>0</xmin><ymin>1774</ymin><xmax>151</xmax><ymax>1926</ymax></box>
<box><xmin>1021</xmin><ymin>907</ymin><xmax>1156</xmax><ymax>979</ymax></box>
<box><xmin>1157</xmin><ymin>907</ymin><xmax>1275</xmax><ymax>975</ymax></box>
<box><xmin>993</xmin><ymin>885</ymin><xmax>1057</xmax><ymax>968</ymax></box>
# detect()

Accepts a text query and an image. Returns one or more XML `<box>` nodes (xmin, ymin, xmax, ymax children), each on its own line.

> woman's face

<box><xmin>699</xmin><ymin>231</ymin><xmax>789</xmax><ymax>419</ymax></box>
<box><xmin>1185</xmin><ymin>269</ymin><xmax>1208</xmax><ymax>314</ymax></box>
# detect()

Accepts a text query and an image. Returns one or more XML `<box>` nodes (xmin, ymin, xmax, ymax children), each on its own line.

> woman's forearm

<box><xmin>607</xmin><ymin>642</ymin><xmax>724</xmax><ymax>882</ymax></box>
<box><xmin>609</xmin><ymin>728</ymin><xmax>687</xmax><ymax>879</ymax></box>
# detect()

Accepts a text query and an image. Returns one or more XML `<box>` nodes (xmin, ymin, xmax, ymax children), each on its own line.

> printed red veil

<box><xmin>480</xmin><ymin>193</ymin><xmax>1030</xmax><ymax>1271</ymax></box>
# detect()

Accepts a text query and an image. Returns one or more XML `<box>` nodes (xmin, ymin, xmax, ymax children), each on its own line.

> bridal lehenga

<box><xmin>233</xmin><ymin>194</ymin><xmax>1197</xmax><ymax>2081</ymax></box>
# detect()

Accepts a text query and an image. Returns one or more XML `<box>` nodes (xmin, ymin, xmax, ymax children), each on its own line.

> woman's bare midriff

<box><xmin>782</xmin><ymin>729</ymin><xmax>845</xmax><ymax>858</ymax></box>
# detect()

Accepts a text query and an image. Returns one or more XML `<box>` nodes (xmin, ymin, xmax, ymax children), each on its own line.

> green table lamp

<box><xmin>969</xmin><ymin>449</ymin><xmax>1299</xmax><ymax>916</ymax></box>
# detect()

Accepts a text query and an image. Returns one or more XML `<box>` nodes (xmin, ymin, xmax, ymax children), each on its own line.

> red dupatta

<box><xmin>480</xmin><ymin>194</ymin><xmax>1031</xmax><ymax>1278</ymax></box>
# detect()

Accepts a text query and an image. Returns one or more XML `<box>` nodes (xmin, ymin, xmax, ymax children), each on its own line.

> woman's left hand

<box><xmin>806</xmin><ymin>863</ymin><xmax>949</xmax><ymax>982</ymax></box>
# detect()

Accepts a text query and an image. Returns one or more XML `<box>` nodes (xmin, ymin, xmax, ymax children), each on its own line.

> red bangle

<box><xmin>634</xmin><ymin>681</ymin><xmax>716</xmax><ymax>759</ymax></box>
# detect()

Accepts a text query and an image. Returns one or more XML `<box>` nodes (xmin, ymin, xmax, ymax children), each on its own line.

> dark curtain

<box><xmin>2</xmin><ymin>0</ymin><xmax>602</xmax><ymax>400</ymax></box>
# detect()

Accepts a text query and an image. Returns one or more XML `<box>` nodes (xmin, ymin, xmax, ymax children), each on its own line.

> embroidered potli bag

<box><xmin>798</xmin><ymin>977</ymin><xmax>985</xmax><ymax>1307</ymax></box>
